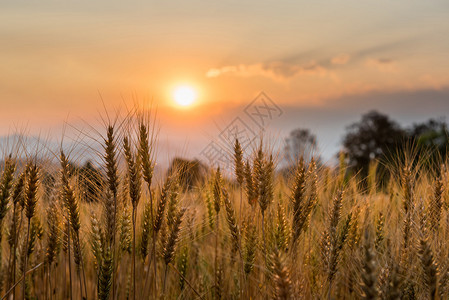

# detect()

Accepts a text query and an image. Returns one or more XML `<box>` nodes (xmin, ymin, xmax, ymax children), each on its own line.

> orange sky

<box><xmin>1</xmin><ymin>0</ymin><xmax>449</xmax><ymax>163</ymax></box>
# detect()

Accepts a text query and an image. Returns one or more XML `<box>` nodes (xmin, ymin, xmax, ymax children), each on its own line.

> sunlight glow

<box><xmin>173</xmin><ymin>85</ymin><xmax>197</xmax><ymax>107</ymax></box>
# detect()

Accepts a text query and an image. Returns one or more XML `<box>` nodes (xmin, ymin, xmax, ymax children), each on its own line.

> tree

<box><xmin>342</xmin><ymin>111</ymin><xmax>406</xmax><ymax>178</ymax></box>
<box><xmin>284</xmin><ymin>128</ymin><xmax>317</xmax><ymax>164</ymax></box>
<box><xmin>167</xmin><ymin>157</ymin><xmax>208</xmax><ymax>190</ymax></box>
<box><xmin>79</xmin><ymin>161</ymin><xmax>104</xmax><ymax>202</ymax></box>
<box><xmin>409</xmin><ymin>118</ymin><xmax>449</xmax><ymax>163</ymax></box>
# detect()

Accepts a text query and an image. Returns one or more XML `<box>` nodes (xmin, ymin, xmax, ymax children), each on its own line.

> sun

<box><xmin>173</xmin><ymin>85</ymin><xmax>197</xmax><ymax>107</ymax></box>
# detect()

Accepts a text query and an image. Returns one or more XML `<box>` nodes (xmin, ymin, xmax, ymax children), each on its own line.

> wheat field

<box><xmin>0</xmin><ymin>112</ymin><xmax>448</xmax><ymax>300</ymax></box>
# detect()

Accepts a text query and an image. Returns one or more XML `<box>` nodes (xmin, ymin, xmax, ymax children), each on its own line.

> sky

<box><xmin>1</xmin><ymin>0</ymin><xmax>449</xmax><ymax>167</ymax></box>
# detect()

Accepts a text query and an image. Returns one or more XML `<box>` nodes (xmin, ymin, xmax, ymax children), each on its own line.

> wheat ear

<box><xmin>22</xmin><ymin>163</ymin><xmax>39</xmax><ymax>300</ymax></box>
<box><xmin>123</xmin><ymin>135</ymin><xmax>141</xmax><ymax>300</ymax></box>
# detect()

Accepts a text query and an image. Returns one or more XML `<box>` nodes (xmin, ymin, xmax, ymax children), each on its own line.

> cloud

<box><xmin>419</xmin><ymin>74</ymin><xmax>449</xmax><ymax>90</ymax></box>
<box><xmin>331</xmin><ymin>53</ymin><xmax>350</xmax><ymax>65</ymax></box>
<box><xmin>206</xmin><ymin>60</ymin><xmax>328</xmax><ymax>80</ymax></box>
<box><xmin>365</xmin><ymin>58</ymin><xmax>397</xmax><ymax>72</ymax></box>
<box><xmin>206</xmin><ymin>37</ymin><xmax>417</xmax><ymax>80</ymax></box>
<box><xmin>206</xmin><ymin>66</ymin><xmax>240</xmax><ymax>78</ymax></box>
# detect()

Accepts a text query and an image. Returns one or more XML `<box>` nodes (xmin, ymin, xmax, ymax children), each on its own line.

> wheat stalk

<box><xmin>60</xmin><ymin>151</ymin><xmax>88</xmax><ymax>298</ymax></box>
<box><xmin>234</xmin><ymin>139</ymin><xmax>244</xmax><ymax>221</ymax></box>
<box><xmin>22</xmin><ymin>163</ymin><xmax>39</xmax><ymax>300</ymax></box>
<box><xmin>0</xmin><ymin>156</ymin><xmax>16</xmax><ymax>292</ymax></box>
<box><xmin>138</xmin><ymin>121</ymin><xmax>157</xmax><ymax>297</ymax></box>
<box><xmin>8</xmin><ymin>165</ymin><xmax>25</xmax><ymax>297</ymax></box>
<box><xmin>429</xmin><ymin>171</ymin><xmax>444</xmax><ymax>233</ymax></box>
<box><xmin>360</xmin><ymin>231</ymin><xmax>377</xmax><ymax>300</ymax></box>
<box><xmin>162</xmin><ymin>208</ymin><xmax>186</xmax><ymax>295</ymax></box>
<box><xmin>291</xmin><ymin>157</ymin><xmax>306</xmax><ymax>244</ymax></box>
<box><xmin>45</xmin><ymin>197</ymin><xmax>60</xmax><ymax>300</ymax></box>
<box><xmin>326</xmin><ymin>188</ymin><xmax>345</xmax><ymax>298</ymax></box>
<box><xmin>272</xmin><ymin>248</ymin><xmax>292</xmax><ymax>300</ymax></box>
<box><xmin>123</xmin><ymin>135</ymin><xmax>141</xmax><ymax>300</ymax></box>
<box><xmin>103</xmin><ymin>125</ymin><xmax>119</xmax><ymax>300</ymax></box>
<box><xmin>0</xmin><ymin>156</ymin><xmax>16</xmax><ymax>243</ymax></box>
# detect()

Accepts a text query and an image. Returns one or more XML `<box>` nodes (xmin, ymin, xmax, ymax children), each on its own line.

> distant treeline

<box><xmin>284</xmin><ymin>110</ymin><xmax>448</xmax><ymax>188</ymax></box>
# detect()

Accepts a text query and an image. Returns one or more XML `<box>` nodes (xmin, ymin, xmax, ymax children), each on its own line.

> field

<box><xmin>0</xmin><ymin>113</ymin><xmax>448</xmax><ymax>300</ymax></box>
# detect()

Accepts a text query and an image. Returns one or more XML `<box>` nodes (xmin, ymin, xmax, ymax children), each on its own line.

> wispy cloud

<box><xmin>331</xmin><ymin>53</ymin><xmax>351</xmax><ymax>65</ymax></box>
<box><xmin>206</xmin><ymin>38</ymin><xmax>420</xmax><ymax>80</ymax></box>
<box><xmin>206</xmin><ymin>60</ymin><xmax>328</xmax><ymax>80</ymax></box>
<box><xmin>365</xmin><ymin>58</ymin><xmax>397</xmax><ymax>72</ymax></box>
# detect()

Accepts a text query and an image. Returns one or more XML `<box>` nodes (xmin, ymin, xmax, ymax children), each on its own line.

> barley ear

<box><xmin>45</xmin><ymin>199</ymin><xmax>60</xmax><ymax>266</ymax></box>
<box><xmin>243</xmin><ymin>222</ymin><xmax>257</xmax><ymax>275</ymax></box>
<box><xmin>0</xmin><ymin>156</ymin><xmax>16</xmax><ymax>224</ymax></box>
<box><xmin>222</xmin><ymin>188</ymin><xmax>240</xmax><ymax>252</ymax></box>
<box><xmin>138</xmin><ymin>123</ymin><xmax>155</xmax><ymax>189</ymax></box>
<box><xmin>163</xmin><ymin>208</ymin><xmax>186</xmax><ymax>266</ymax></box>
<box><xmin>244</xmin><ymin>160</ymin><xmax>256</xmax><ymax>206</ymax></box>
<box><xmin>291</xmin><ymin>157</ymin><xmax>306</xmax><ymax>244</ymax></box>
<box><xmin>123</xmin><ymin>136</ymin><xmax>141</xmax><ymax>209</ymax></box>
<box><xmin>418</xmin><ymin>215</ymin><xmax>438</xmax><ymax>300</ymax></box>
<box><xmin>213</xmin><ymin>167</ymin><xmax>222</xmax><ymax>214</ymax></box>
<box><xmin>154</xmin><ymin>176</ymin><xmax>171</xmax><ymax>234</ymax></box>
<box><xmin>360</xmin><ymin>231</ymin><xmax>377</xmax><ymax>300</ymax></box>
<box><xmin>234</xmin><ymin>139</ymin><xmax>244</xmax><ymax>187</ymax></box>
<box><xmin>272</xmin><ymin>248</ymin><xmax>292</xmax><ymax>300</ymax></box>
<box><xmin>429</xmin><ymin>172</ymin><xmax>444</xmax><ymax>233</ymax></box>
<box><xmin>25</xmin><ymin>164</ymin><xmax>39</xmax><ymax>221</ymax></box>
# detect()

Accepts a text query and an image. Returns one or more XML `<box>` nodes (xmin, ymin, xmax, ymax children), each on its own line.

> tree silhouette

<box><xmin>167</xmin><ymin>157</ymin><xmax>208</xmax><ymax>190</ymax></box>
<box><xmin>79</xmin><ymin>161</ymin><xmax>104</xmax><ymax>202</ymax></box>
<box><xmin>410</xmin><ymin>119</ymin><xmax>449</xmax><ymax>160</ymax></box>
<box><xmin>342</xmin><ymin>111</ymin><xmax>406</xmax><ymax>178</ymax></box>
<box><xmin>284</xmin><ymin>128</ymin><xmax>317</xmax><ymax>164</ymax></box>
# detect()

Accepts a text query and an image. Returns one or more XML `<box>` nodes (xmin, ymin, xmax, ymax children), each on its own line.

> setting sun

<box><xmin>173</xmin><ymin>85</ymin><xmax>197</xmax><ymax>107</ymax></box>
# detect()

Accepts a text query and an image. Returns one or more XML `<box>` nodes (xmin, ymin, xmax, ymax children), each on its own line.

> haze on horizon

<box><xmin>1</xmin><ymin>0</ymin><xmax>449</xmax><ymax>164</ymax></box>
